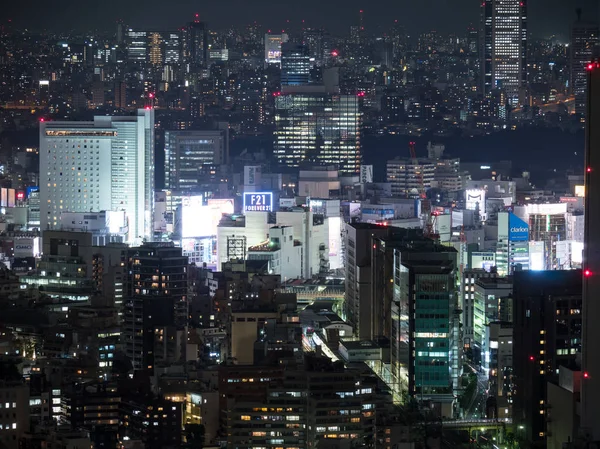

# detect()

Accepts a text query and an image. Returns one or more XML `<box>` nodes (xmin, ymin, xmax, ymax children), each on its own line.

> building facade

<box><xmin>481</xmin><ymin>0</ymin><xmax>528</xmax><ymax>105</ymax></box>
<box><xmin>122</xmin><ymin>242</ymin><xmax>188</xmax><ymax>372</ymax></box>
<box><xmin>281</xmin><ymin>43</ymin><xmax>311</xmax><ymax>86</ymax></box>
<box><xmin>164</xmin><ymin>126</ymin><xmax>229</xmax><ymax>190</ymax></box>
<box><xmin>274</xmin><ymin>93</ymin><xmax>361</xmax><ymax>174</ymax></box>
<box><xmin>570</xmin><ymin>14</ymin><xmax>599</xmax><ymax>118</ymax></box>
<box><xmin>40</xmin><ymin>109</ymin><xmax>155</xmax><ymax>243</ymax></box>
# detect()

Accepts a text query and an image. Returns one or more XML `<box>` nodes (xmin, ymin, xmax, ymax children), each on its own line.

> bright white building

<box><xmin>216</xmin><ymin>212</ymin><xmax>270</xmax><ymax>269</ymax></box>
<box><xmin>40</xmin><ymin>109</ymin><xmax>155</xmax><ymax>243</ymax></box>
<box><xmin>276</xmin><ymin>208</ymin><xmax>329</xmax><ymax>278</ymax></box>
<box><xmin>248</xmin><ymin>226</ymin><xmax>302</xmax><ymax>281</ymax></box>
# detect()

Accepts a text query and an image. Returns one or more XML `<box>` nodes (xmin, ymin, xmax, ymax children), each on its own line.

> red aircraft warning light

<box><xmin>585</xmin><ymin>269</ymin><xmax>593</xmax><ymax>277</ymax></box>
<box><xmin>584</xmin><ymin>372</ymin><xmax>590</xmax><ymax>378</ymax></box>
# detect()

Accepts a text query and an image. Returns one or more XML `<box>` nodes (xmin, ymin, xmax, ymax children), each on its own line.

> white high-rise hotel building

<box><xmin>40</xmin><ymin>109</ymin><xmax>155</xmax><ymax>243</ymax></box>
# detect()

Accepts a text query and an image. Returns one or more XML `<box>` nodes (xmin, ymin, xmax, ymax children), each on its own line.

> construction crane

<box><xmin>408</xmin><ymin>141</ymin><xmax>438</xmax><ymax>240</ymax></box>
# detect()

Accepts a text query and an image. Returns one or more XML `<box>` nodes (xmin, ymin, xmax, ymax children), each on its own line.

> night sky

<box><xmin>1</xmin><ymin>0</ymin><xmax>599</xmax><ymax>38</ymax></box>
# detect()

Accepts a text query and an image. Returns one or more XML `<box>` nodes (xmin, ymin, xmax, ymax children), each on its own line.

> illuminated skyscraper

<box><xmin>570</xmin><ymin>9</ymin><xmax>599</xmax><ymax>118</ymax></box>
<box><xmin>126</xmin><ymin>30</ymin><xmax>147</xmax><ymax>63</ymax></box>
<box><xmin>183</xmin><ymin>16</ymin><xmax>208</xmax><ymax>69</ymax></box>
<box><xmin>481</xmin><ymin>0</ymin><xmax>527</xmax><ymax>106</ymax></box>
<box><xmin>281</xmin><ymin>42</ymin><xmax>311</xmax><ymax>86</ymax></box>
<box><xmin>274</xmin><ymin>92</ymin><xmax>362</xmax><ymax>174</ymax></box>
<box><xmin>40</xmin><ymin>109</ymin><xmax>155</xmax><ymax>243</ymax></box>
<box><xmin>147</xmin><ymin>32</ymin><xmax>163</xmax><ymax>66</ymax></box>
<box><xmin>264</xmin><ymin>33</ymin><xmax>289</xmax><ymax>67</ymax></box>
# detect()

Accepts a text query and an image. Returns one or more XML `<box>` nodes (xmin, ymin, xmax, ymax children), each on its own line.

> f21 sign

<box><xmin>243</xmin><ymin>192</ymin><xmax>273</xmax><ymax>212</ymax></box>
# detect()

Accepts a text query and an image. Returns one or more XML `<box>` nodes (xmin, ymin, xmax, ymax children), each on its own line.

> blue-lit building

<box><xmin>281</xmin><ymin>42</ymin><xmax>311</xmax><ymax>86</ymax></box>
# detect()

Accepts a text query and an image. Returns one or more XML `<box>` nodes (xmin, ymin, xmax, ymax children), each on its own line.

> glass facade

<box><xmin>413</xmin><ymin>273</ymin><xmax>453</xmax><ymax>394</ymax></box>
<box><xmin>164</xmin><ymin>129</ymin><xmax>228</xmax><ymax>190</ymax></box>
<box><xmin>281</xmin><ymin>43</ymin><xmax>311</xmax><ymax>86</ymax></box>
<box><xmin>274</xmin><ymin>93</ymin><xmax>361</xmax><ymax>174</ymax></box>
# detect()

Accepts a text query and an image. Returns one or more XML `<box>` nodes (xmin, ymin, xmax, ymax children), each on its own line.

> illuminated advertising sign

<box><xmin>26</xmin><ymin>186</ymin><xmax>39</xmax><ymax>198</ymax></box>
<box><xmin>14</xmin><ymin>238</ymin><xmax>34</xmax><ymax>258</ymax></box>
<box><xmin>509</xmin><ymin>213</ymin><xmax>529</xmax><ymax>242</ymax></box>
<box><xmin>360</xmin><ymin>165</ymin><xmax>373</xmax><ymax>184</ymax></box>
<box><xmin>244</xmin><ymin>192</ymin><xmax>273</xmax><ymax>212</ymax></box>
<box><xmin>207</xmin><ymin>199</ymin><xmax>235</xmax><ymax>233</ymax></box>
<box><xmin>529</xmin><ymin>241</ymin><xmax>545</xmax><ymax>271</ymax></box>
<box><xmin>465</xmin><ymin>189</ymin><xmax>486</xmax><ymax>215</ymax></box>
<box><xmin>182</xmin><ymin>196</ymin><xmax>214</xmax><ymax>238</ymax></box>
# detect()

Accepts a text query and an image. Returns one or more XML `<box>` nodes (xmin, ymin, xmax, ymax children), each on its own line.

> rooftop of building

<box><xmin>248</xmin><ymin>240</ymin><xmax>279</xmax><ymax>252</ymax></box>
<box><xmin>475</xmin><ymin>277</ymin><xmax>513</xmax><ymax>288</ymax></box>
<box><xmin>339</xmin><ymin>340</ymin><xmax>381</xmax><ymax>350</ymax></box>
<box><xmin>282</xmin><ymin>277</ymin><xmax>344</xmax><ymax>288</ymax></box>
<box><xmin>218</xmin><ymin>214</ymin><xmax>245</xmax><ymax>227</ymax></box>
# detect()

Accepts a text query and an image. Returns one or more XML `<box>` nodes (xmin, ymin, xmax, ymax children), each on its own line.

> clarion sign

<box><xmin>508</xmin><ymin>213</ymin><xmax>529</xmax><ymax>242</ymax></box>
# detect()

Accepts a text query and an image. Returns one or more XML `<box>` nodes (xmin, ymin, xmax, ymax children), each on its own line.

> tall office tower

<box><xmin>183</xmin><ymin>16</ymin><xmax>208</xmax><ymax>69</ymax></box>
<box><xmin>264</xmin><ymin>33</ymin><xmax>289</xmax><ymax>67</ymax></box>
<box><xmin>582</xmin><ymin>59</ymin><xmax>600</xmax><ymax>441</ymax></box>
<box><xmin>116</xmin><ymin>20</ymin><xmax>125</xmax><ymax>44</ymax></box>
<box><xmin>114</xmin><ymin>80</ymin><xmax>126</xmax><ymax>108</ymax></box>
<box><xmin>388</xmin><ymin>234</ymin><xmax>459</xmax><ymax>407</ymax></box>
<box><xmin>164</xmin><ymin>32</ymin><xmax>181</xmax><ymax>64</ymax></box>
<box><xmin>92</xmin><ymin>79</ymin><xmax>105</xmax><ymax>106</ymax></box>
<box><xmin>481</xmin><ymin>0</ymin><xmax>527</xmax><ymax>106</ymax></box>
<box><xmin>344</xmin><ymin>223</ymin><xmax>393</xmax><ymax>340</ymax></box>
<box><xmin>513</xmin><ymin>270</ymin><xmax>581</xmax><ymax>445</ymax></box>
<box><xmin>280</xmin><ymin>42</ymin><xmax>311</xmax><ymax>86</ymax></box>
<box><xmin>164</xmin><ymin>125</ymin><xmax>229</xmax><ymax>190</ymax></box>
<box><xmin>40</xmin><ymin>109</ymin><xmax>155</xmax><ymax>243</ymax></box>
<box><xmin>147</xmin><ymin>32</ymin><xmax>163</xmax><ymax>66</ymax></box>
<box><xmin>122</xmin><ymin>242</ymin><xmax>188</xmax><ymax>373</ymax></box>
<box><xmin>274</xmin><ymin>92</ymin><xmax>362</xmax><ymax>174</ymax></box>
<box><xmin>570</xmin><ymin>9</ymin><xmax>599</xmax><ymax>119</ymax></box>
<box><xmin>126</xmin><ymin>30</ymin><xmax>147</xmax><ymax>63</ymax></box>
